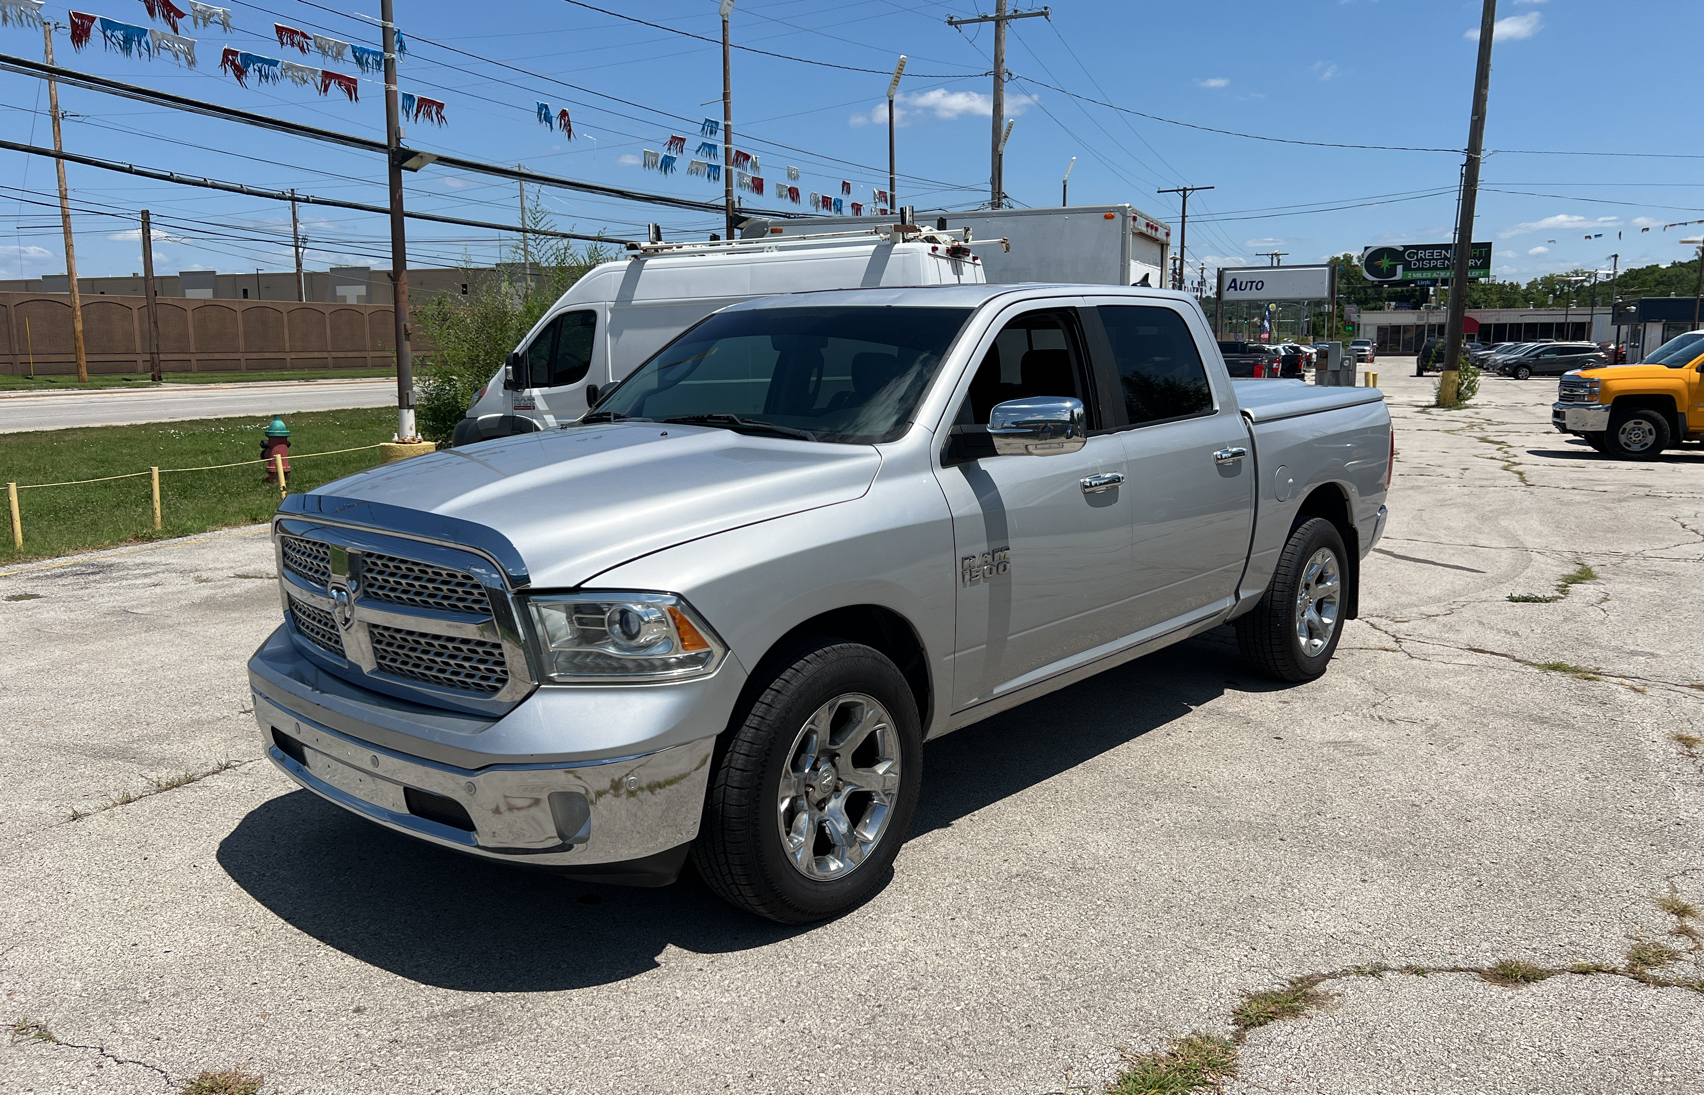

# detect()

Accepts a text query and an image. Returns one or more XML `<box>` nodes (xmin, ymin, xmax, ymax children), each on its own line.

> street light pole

<box><xmin>887</xmin><ymin>55</ymin><xmax>905</xmax><ymax>217</ymax></box>
<box><xmin>720</xmin><ymin>0</ymin><xmax>736</xmax><ymax>241</ymax></box>
<box><xmin>945</xmin><ymin>4</ymin><xmax>1048</xmax><ymax>210</ymax></box>
<box><xmin>43</xmin><ymin>21</ymin><xmax>88</xmax><ymax>383</ymax></box>
<box><xmin>1061</xmin><ymin>156</ymin><xmax>1075</xmax><ymax>206</ymax></box>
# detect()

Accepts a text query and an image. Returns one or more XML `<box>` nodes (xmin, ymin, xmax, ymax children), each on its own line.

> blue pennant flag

<box><xmin>351</xmin><ymin>45</ymin><xmax>382</xmax><ymax>73</ymax></box>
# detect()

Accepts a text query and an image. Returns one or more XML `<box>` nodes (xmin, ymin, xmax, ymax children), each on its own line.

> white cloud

<box><xmin>1467</xmin><ymin>12</ymin><xmax>1542</xmax><ymax>41</ymax></box>
<box><xmin>1312</xmin><ymin>61</ymin><xmax>1341</xmax><ymax>81</ymax></box>
<box><xmin>106</xmin><ymin>228</ymin><xmax>186</xmax><ymax>244</ymax></box>
<box><xmin>849</xmin><ymin>87</ymin><xmax>1035</xmax><ymax>128</ymax></box>
<box><xmin>1501</xmin><ymin>213</ymin><xmax>1590</xmax><ymax>238</ymax></box>
<box><xmin>1527</xmin><ymin>245</ymin><xmax>1549</xmax><ymax>255</ymax></box>
<box><xmin>1195</xmin><ymin>77</ymin><xmax>1229</xmax><ymax>88</ymax></box>
<box><xmin>1632</xmin><ymin>216</ymin><xmax>1661</xmax><ymax>228</ymax></box>
<box><xmin>0</xmin><ymin>244</ymin><xmax>51</xmax><ymax>260</ymax></box>
<box><xmin>616</xmin><ymin>153</ymin><xmax>641</xmax><ymax>166</ymax></box>
<box><xmin>442</xmin><ymin>176</ymin><xmax>471</xmax><ymax>190</ymax></box>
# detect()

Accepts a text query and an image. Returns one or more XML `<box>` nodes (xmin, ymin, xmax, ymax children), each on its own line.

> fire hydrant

<box><xmin>262</xmin><ymin>415</ymin><xmax>291</xmax><ymax>486</ymax></box>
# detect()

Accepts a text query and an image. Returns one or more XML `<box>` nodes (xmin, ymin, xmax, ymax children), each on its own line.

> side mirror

<box><xmin>585</xmin><ymin>383</ymin><xmax>599</xmax><ymax>407</ymax></box>
<box><xmin>988</xmin><ymin>396</ymin><xmax>1086</xmax><ymax>457</ymax></box>
<box><xmin>503</xmin><ymin>351</ymin><xmax>524</xmax><ymax>391</ymax></box>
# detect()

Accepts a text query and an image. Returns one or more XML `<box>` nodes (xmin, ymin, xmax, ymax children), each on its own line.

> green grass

<box><xmin>0</xmin><ymin>368</ymin><xmax>394</xmax><ymax>391</ymax></box>
<box><xmin>1507</xmin><ymin>563</ymin><xmax>1598</xmax><ymax>604</ymax></box>
<box><xmin>1231</xmin><ymin>982</ymin><xmax>1331</xmax><ymax>1032</ymax></box>
<box><xmin>0</xmin><ymin>408</ymin><xmax>396</xmax><ymax>566</ymax></box>
<box><xmin>179</xmin><ymin>1068</ymin><xmax>264</xmax><ymax>1095</ymax></box>
<box><xmin>1108</xmin><ymin>1033</ymin><xmax>1238</xmax><ymax>1095</ymax></box>
<box><xmin>1481</xmin><ymin>959</ymin><xmax>1554</xmax><ymax>986</ymax></box>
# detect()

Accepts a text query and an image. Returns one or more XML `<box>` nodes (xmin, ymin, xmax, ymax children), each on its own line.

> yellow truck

<box><xmin>1553</xmin><ymin>330</ymin><xmax>1704</xmax><ymax>458</ymax></box>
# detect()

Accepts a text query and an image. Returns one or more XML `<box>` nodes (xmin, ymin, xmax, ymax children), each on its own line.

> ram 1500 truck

<box><xmin>250</xmin><ymin>284</ymin><xmax>1393</xmax><ymax>923</ymax></box>
<box><xmin>1553</xmin><ymin>329</ymin><xmax>1704</xmax><ymax>458</ymax></box>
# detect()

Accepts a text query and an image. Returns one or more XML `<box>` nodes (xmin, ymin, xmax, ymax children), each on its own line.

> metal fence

<box><xmin>0</xmin><ymin>291</ymin><xmax>405</xmax><ymax>376</ymax></box>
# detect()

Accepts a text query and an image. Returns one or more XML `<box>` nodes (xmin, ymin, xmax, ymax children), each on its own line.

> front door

<box><xmin>1088</xmin><ymin>301</ymin><xmax>1254</xmax><ymax>631</ymax></box>
<box><xmin>935</xmin><ymin>306</ymin><xmax>1136</xmax><ymax>711</ymax></box>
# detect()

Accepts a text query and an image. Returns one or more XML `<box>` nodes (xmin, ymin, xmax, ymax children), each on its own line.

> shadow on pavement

<box><xmin>1525</xmin><ymin>447</ymin><xmax>1704</xmax><ymax>463</ymax></box>
<box><xmin>218</xmin><ymin>629</ymin><xmax>1261</xmax><ymax>991</ymax></box>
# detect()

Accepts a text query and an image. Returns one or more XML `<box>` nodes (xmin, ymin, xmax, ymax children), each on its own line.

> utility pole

<box><xmin>289</xmin><ymin>189</ymin><xmax>304</xmax><ymax>302</ymax></box>
<box><xmin>140</xmin><ymin>209</ymin><xmax>161</xmax><ymax>382</ymax></box>
<box><xmin>1256</xmin><ymin>251</ymin><xmax>1287</xmax><ymax>267</ymax></box>
<box><xmin>44</xmin><ymin>21</ymin><xmax>87</xmax><ymax>382</ymax></box>
<box><xmin>720</xmin><ymin>0</ymin><xmax>736</xmax><ymax>241</ymax></box>
<box><xmin>1440</xmin><ymin>0</ymin><xmax>1498</xmax><ymax>406</ymax></box>
<box><xmin>945</xmin><ymin>3</ymin><xmax>1049</xmax><ymax>210</ymax></box>
<box><xmin>380</xmin><ymin>0</ymin><xmax>416</xmax><ymax>441</ymax></box>
<box><xmin>517</xmin><ymin>164</ymin><xmax>529</xmax><ymax>273</ymax></box>
<box><xmin>997</xmin><ymin>119</ymin><xmax>1014</xmax><ymax>206</ymax></box>
<box><xmin>1688</xmin><ymin>237</ymin><xmax>1704</xmax><ymax>329</ymax></box>
<box><xmin>887</xmin><ymin>55</ymin><xmax>905</xmax><ymax>217</ymax></box>
<box><xmin>1061</xmin><ymin>156</ymin><xmax>1075</xmax><ymax>206</ymax></box>
<box><xmin>1158</xmin><ymin>184</ymin><xmax>1212</xmax><ymax>290</ymax></box>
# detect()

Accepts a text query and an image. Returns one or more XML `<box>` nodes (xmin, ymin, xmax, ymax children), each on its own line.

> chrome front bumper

<box><xmin>1552</xmin><ymin>402</ymin><xmax>1610</xmax><ymax>433</ymax></box>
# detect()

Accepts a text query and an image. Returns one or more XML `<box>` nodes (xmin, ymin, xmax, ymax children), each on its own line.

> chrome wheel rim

<box><xmin>1293</xmin><ymin>547</ymin><xmax>1342</xmax><ymax>658</ymax></box>
<box><xmin>1616</xmin><ymin>418</ymin><xmax>1655</xmax><ymax>452</ymax></box>
<box><xmin>776</xmin><ymin>692</ymin><xmax>902</xmax><ymax>881</ymax></box>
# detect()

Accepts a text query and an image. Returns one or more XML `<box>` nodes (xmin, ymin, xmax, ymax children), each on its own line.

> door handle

<box><xmin>1080</xmin><ymin>471</ymin><xmax>1125</xmax><ymax>494</ymax></box>
<box><xmin>1213</xmin><ymin>447</ymin><xmax>1247</xmax><ymax>465</ymax></box>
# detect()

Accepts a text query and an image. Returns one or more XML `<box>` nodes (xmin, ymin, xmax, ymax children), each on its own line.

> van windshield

<box><xmin>590</xmin><ymin>306</ymin><xmax>973</xmax><ymax>444</ymax></box>
<box><xmin>1641</xmin><ymin>331</ymin><xmax>1704</xmax><ymax>368</ymax></box>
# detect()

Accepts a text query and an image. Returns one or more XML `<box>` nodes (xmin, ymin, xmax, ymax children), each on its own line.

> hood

<box><xmin>312</xmin><ymin>424</ymin><xmax>881</xmax><ymax>588</ymax></box>
<box><xmin>1577</xmin><ymin>364</ymin><xmax>1683</xmax><ymax>382</ymax></box>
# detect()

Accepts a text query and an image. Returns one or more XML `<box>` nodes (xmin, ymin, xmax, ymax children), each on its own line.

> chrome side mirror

<box><xmin>988</xmin><ymin>396</ymin><xmax>1086</xmax><ymax>456</ymax></box>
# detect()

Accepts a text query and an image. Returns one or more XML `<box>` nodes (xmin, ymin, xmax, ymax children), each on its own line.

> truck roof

<box><xmin>719</xmin><ymin>282</ymin><xmax>1207</xmax><ymax>312</ymax></box>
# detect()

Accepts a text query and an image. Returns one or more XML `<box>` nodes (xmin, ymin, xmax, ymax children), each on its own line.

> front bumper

<box><xmin>1552</xmin><ymin>402</ymin><xmax>1610</xmax><ymax>433</ymax></box>
<box><xmin>248</xmin><ymin>626</ymin><xmax>734</xmax><ymax>880</ymax></box>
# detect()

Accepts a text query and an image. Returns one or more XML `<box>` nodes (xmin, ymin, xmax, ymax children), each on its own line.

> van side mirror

<box><xmin>585</xmin><ymin>383</ymin><xmax>599</xmax><ymax>407</ymax></box>
<box><xmin>988</xmin><ymin>397</ymin><xmax>1086</xmax><ymax>456</ymax></box>
<box><xmin>503</xmin><ymin>351</ymin><xmax>523</xmax><ymax>391</ymax></box>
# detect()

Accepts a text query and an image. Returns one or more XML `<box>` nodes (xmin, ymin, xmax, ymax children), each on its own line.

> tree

<box><xmin>413</xmin><ymin>200</ymin><xmax>614</xmax><ymax>443</ymax></box>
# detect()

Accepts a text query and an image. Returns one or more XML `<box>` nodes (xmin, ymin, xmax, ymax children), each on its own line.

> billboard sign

<box><xmin>1361</xmin><ymin>242</ymin><xmax>1491</xmax><ymax>283</ymax></box>
<box><xmin>1218</xmin><ymin>264</ymin><xmax>1333</xmax><ymax>301</ymax></box>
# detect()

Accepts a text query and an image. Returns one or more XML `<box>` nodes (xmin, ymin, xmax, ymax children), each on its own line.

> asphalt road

<box><xmin>1</xmin><ymin>365</ymin><xmax>1700</xmax><ymax>1094</ymax></box>
<box><xmin>0</xmin><ymin>380</ymin><xmax>398</xmax><ymax>433</ymax></box>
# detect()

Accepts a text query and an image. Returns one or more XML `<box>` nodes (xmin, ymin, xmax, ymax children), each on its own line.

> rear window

<box><xmin>1099</xmin><ymin>306</ymin><xmax>1214</xmax><ymax>426</ymax></box>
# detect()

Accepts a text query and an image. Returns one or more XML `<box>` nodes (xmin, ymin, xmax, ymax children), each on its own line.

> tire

<box><xmin>1605</xmin><ymin>407</ymin><xmax>1670</xmax><ymax>460</ymax></box>
<box><xmin>1513</xmin><ymin>365</ymin><xmax>1532</xmax><ymax>380</ymax></box>
<box><xmin>693</xmin><ymin>640</ymin><xmax>923</xmax><ymax>923</ymax></box>
<box><xmin>1235</xmin><ymin>518</ymin><xmax>1349</xmax><ymax>683</ymax></box>
<box><xmin>1583</xmin><ymin>433</ymin><xmax>1608</xmax><ymax>452</ymax></box>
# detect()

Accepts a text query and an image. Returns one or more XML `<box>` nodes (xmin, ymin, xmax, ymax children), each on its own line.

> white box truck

<box><xmin>740</xmin><ymin>205</ymin><xmax>1173</xmax><ymax>289</ymax></box>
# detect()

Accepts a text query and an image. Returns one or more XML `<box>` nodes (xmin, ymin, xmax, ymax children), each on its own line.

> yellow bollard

<box><xmin>1366</xmin><ymin>370</ymin><xmax>1379</xmax><ymax>388</ymax></box>
<box><xmin>7</xmin><ymin>482</ymin><xmax>19</xmax><ymax>548</ymax></box>
<box><xmin>150</xmin><ymin>467</ymin><xmax>161</xmax><ymax>531</ymax></box>
<box><xmin>274</xmin><ymin>453</ymin><xmax>287</xmax><ymax>500</ymax></box>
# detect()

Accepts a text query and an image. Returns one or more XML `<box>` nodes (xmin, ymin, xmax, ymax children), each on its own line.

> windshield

<box><xmin>1641</xmin><ymin>331</ymin><xmax>1704</xmax><ymax>368</ymax></box>
<box><xmin>592</xmin><ymin>305</ymin><xmax>973</xmax><ymax>444</ymax></box>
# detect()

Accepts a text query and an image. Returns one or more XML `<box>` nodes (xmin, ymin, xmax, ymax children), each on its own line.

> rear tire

<box><xmin>1235</xmin><ymin>518</ymin><xmax>1349</xmax><ymax>683</ymax></box>
<box><xmin>1605</xmin><ymin>408</ymin><xmax>1670</xmax><ymax>460</ymax></box>
<box><xmin>1513</xmin><ymin>365</ymin><xmax>1532</xmax><ymax>380</ymax></box>
<box><xmin>692</xmin><ymin>640</ymin><xmax>922</xmax><ymax>924</ymax></box>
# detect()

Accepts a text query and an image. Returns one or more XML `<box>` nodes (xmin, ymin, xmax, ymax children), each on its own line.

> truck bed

<box><xmin>1232</xmin><ymin>379</ymin><xmax>1386</xmax><ymax>423</ymax></box>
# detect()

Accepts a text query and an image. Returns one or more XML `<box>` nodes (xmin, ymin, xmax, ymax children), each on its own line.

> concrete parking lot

<box><xmin>1</xmin><ymin>363</ymin><xmax>1700</xmax><ymax>1094</ymax></box>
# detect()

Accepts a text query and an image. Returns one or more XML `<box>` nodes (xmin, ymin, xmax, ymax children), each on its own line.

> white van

<box><xmin>453</xmin><ymin>230</ymin><xmax>985</xmax><ymax>444</ymax></box>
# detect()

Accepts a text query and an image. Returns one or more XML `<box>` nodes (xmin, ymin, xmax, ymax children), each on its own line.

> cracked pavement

<box><xmin>1</xmin><ymin>364</ymin><xmax>1701</xmax><ymax>1094</ymax></box>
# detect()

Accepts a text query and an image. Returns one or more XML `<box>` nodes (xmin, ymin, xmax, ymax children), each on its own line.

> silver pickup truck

<box><xmin>250</xmin><ymin>284</ymin><xmax>1392</xmax><ymax>923</ymax></box>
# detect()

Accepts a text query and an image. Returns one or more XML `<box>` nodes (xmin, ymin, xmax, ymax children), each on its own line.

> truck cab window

<box><xmin>960</xmin><ymin>311</ymin><xmax>1091</xmax><ymax>426</ymax></box>
<box><xmin>1097</xmin><ymin>305</ymin><xmax>1213</xmax><ymax>426</ymax></box>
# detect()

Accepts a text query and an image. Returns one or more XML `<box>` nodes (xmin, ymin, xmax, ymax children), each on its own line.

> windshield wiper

<box><xmin>662</xmin><ymin>414</ymin><xmax>816</xmax><ymax>442</ymax></box>
<box><xmin>581</xmin><ymin>411</ymin><xmax>649</xmax><ymax>424</ymax></box>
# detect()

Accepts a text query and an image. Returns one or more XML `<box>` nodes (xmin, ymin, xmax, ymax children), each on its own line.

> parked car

<box><xmin>1270</xmin><ymin>343</ymin><xmax>1308</xmax><ymax>378</ymax></box>
<box><xmin>1415</xmin><ymin>338</ymin><xmax>1449</xmax><ymax>375</ymax></box>
<box><xmin>252</xmin><ymin>284</ymin><xmax>1393</xmax><ymax>922</ymax></box>
<box><xmin>1216</xmin><ymin>340</ymin><xmax>1283</xmax><ymax>378</ymax></box>
<box><xmin>1277</xmin><ymin>342</ymin><xmax>1317</xmax><ymax>373</ymax></box>
<box><xmin>1594</xmin><ymin>342</ymin><xmax>1627</xmax><ymax>365</ymax></box>
<box><xmin>1554</xmin><ymin>329</ymin><xmax>1704</xmax><ymax>458</ymax></box>
<box><xmin>1350</xmin><ymin>338</ymin><xmax>1374</xmax><ymax>363</ymax></box>
<box><xmin>1498</xmin><ymin>342</ymin><xmax>1605</xmax><ymax>380</ymax></box>
<box><xmin>1469</xmin><ymin>341</ymin><xmax>1517</xmax><ymax>366</ymax></box>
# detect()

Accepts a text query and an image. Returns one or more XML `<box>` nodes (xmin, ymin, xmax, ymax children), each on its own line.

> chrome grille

<box><xmin>369</xmin><ymin>623</ymin><xmax>509</xmax><ymax>694</ymax></box>
<box><xmin>1557</xmin><ymin>378</ymin><xmax>1598</xmax><ymax>405</ymax></box>
<box><xmin>281</xmin><ymin>536</ymin><xmax>331</xmax><ymax>587</ymax></box>
<box><xmin>289</xmin><ymin>595</ymin><xmax>345</xmax><ymax>656</ymax></box>
<box><xmin>360</xmin><ymin>551</ymin><xmax>491</xmax><ymax>615</ymax></box>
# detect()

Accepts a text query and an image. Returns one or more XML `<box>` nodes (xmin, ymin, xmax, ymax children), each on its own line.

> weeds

<box><xmin>3</xmin><ymin>592</ymin><xmax>42</xmax><ymax>601</ymax></box>
<box><xmin>1625</xmin><ymin>941</ymin><xmax>1681</xmax><ymax>974</ymax></box>
<box><xmin>1481</xmin><ymin>960</ymin><xmax>1554</xmax><ymax>986</ymax></box>
<box><xmin>179</xmin><ymin>1068</ymin><xmax>264</xmax><ymax>1095</ymax></box>
<box><xmin>1109</xmin><ymin>1033</ymin><xmax>1238</xmax><ymax>1095</ymax></box>
<box><xmin>1673</xmin><ymin>733</ymin><xmax>1702</xmax><ymax>758</ymax></box>
<box><xmin>10</xmin><ymin>1018</ymin><xmax>57</xmax><ymax>1044</ymax></box>
<box><xmin>67</xmin><ymin>759</ymin><xmax>240</xmax><ymax>822</ymax></box>
<box><xmin>1232</xmin><ymin>982</ymin><xmax>1331</xmax><ymax>1032</ymax></box>
<box><xmin>1507</xmin><ymin>563</ymin><xmax>1598</xmax><ymax>604</ymax></box>
<box><xmin>1533</xmin><ymin>661</ymin><xmax>1603</xmax><ymax>682</ymax></box>
<box><xmin>1657</xmin><ymin>893</ymin><xmax>1699</xmax><ymax>921</ymax></box>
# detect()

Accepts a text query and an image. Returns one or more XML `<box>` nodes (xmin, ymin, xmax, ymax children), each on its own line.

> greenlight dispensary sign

<box><xmin>1360</xmin><ymin>242</ymin><xmax>1491</xmax><ymax>283</ymax></box>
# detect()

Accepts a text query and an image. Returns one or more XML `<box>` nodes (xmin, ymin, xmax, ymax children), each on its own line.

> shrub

<box><xmin>1432</xmin><ymin>341</ymin><xmax>1480</xmax><ymax>407</ymax></box>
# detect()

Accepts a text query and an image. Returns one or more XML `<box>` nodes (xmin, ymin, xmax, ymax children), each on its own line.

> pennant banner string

<box><xmin>140</xmin><ymin>0</ymin><xmax>185</xmax><ymax>33</ymax></box>
<box><xmin>0</xmin><ymin>0</ymin><xmax>46</xmax><ymax>30</ymax></box>
<box><xmin>188</xmin><ymin>0</ymin><xmax>227</xmax><ymax>31</ymax></box>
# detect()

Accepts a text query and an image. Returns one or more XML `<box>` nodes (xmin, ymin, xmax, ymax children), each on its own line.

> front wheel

<box><xmin>693</xmin><ymin>640</ymin><xmax>922</xmax><ymax>923</ymax></box>
<box><xmin>1583</xmin><ymin>433</ymin><xmax>1607</xmax><ymax>452</ymax></box>
<box><xmin>1605</xmin><ymin>408</ymin><xmax>1670</xmax><ymax>460</ymax></box>
<box><xmin>1235</xmin><ymin>518</ymin><xmax>1349</xmax><ymax>683</ymax></box>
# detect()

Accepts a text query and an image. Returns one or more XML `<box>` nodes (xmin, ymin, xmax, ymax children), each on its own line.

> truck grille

<box><xmin>281</xmin><ymin>536</ymin><xmax>331</xmax><ymax>587</ymax></box>
<box><xmin>288</xmin><ymin>595</ymin><xmax>345</xmax><ymax>656</ymax></box>
<box><xmin>360</xmin><ymin>550</ymin><xmax>491</xmax><ymax>615</ymax></box>
<box><xmin>369</xmin><ymin>623</ymin><xmax>509</xmax><ymax>694</ymax></box>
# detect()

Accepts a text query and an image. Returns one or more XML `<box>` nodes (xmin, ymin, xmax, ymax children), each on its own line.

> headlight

<box><xmin>524</xmin><ymin>591</ymin><xmax>726</xmax><ymax>683</ymax></box>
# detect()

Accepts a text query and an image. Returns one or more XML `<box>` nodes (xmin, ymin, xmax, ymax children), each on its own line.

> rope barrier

<box><xmin>10</xmin><ymin>443</ymin><xmax>390</xmax><ymax>488</ymax></box>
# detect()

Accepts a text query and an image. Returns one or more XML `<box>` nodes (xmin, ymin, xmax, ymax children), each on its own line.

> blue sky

<box><xmin>3</xmin><ymin>0</ymin><xmax>1701</xmax><ymax>286</ymax></box>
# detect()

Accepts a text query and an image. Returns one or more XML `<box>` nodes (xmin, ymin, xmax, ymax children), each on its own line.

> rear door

<box><xmin>1087</xmin><ymin>300</ymin><xmax>1255</xmax><ymax>631</ymax></box>
<box><xmin>935</xmin><ymin>302</ymin><xmax>1137</xmax><ymax>710</ymax></box>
